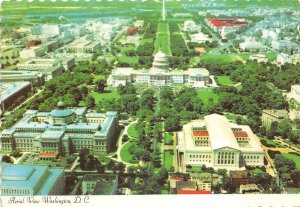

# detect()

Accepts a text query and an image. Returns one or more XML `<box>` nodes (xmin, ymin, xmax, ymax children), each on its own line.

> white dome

<box><xmin>151</xmin><ymin>51</ymin><xmax>169</xmax><ymax>72</ymax></box>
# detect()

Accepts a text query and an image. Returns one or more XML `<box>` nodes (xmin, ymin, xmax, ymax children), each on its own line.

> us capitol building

<box><xmin>108</xmin><ymin>51</ymin><xmax>210</xmax><ymax>87</ymax></box>
<box><xmin>0</xmin><ymin>101</ymin><xmax>119</xmax><ymax>156</ymax></box>
<box><xmin>178</xmin><ymin>114</ymin><xmax>265</xmax><ymax>171</ymax></box>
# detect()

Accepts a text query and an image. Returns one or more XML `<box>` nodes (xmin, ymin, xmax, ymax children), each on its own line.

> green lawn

<box><xmin>197</xmin><ymin>89</ymin><xmax>220</xmax><ymax>105</ymax></box>
<box><xmin>186</xmin><ymin>165</ymin><xmax>202</xmax><ymax>173</ymax></box>
<box><xmin>217</xmin><ymin>76</ymin><xmax>234</xmax><ymax>86</ymax></box>
<box><xmin>90</xmin><ymin>89</ymin><xmax>120</xmax><ymax>103</ymax></box>
<box><xmin>118</xmin><ymin>56</ymin><xmax>138</xmax><ymax>64</ymax></box>
<box><xmin>155</xmin><ymin>22</ymin><xmax>171</xmax><ymax>55</ymax></box>
<box><xmin>281</xmin><ymin>153</ymin><xmax>300</xmax><ymax>170</ymax></box>
<box><xmin>164</xmin><ymin>150</ymin><xmax>173</xmax><ymax>171</ymax></box>
<box><xmin>259</xmin><ymin>136</ymin><xmax>278</xmax><ymax>146</ymax></box>
<box><xmin>160</xmin><ymin>190</ymin><xmax>169</xmax><ymax>194</ymax></box>
<box><xmin>120</xmin><ymin>141</ymin><xmax>135</xmax><ymax>163</ymax></box>
<box><xmin>93</xmin><ymin>75</ymin><xmax>106</xmax><ymax>81</ymax></box>
<box><xmin>252</xmin><ymin>167</ymin><xmax>264</xmax><ymax>175</ymax></box>
<box><xmin>127</xmin><ymin>123</ymin><xmax>139</xmax><ymax>138</ymax></box>
<box><xmin>164</xmin><ymin>132</ymin><xmax>173</xmax><ymax>145</ymax></box>
<box><xmin>120</xmin><ymin>45</ymin><xmax>136</xmax><ymax>54</ymax></box>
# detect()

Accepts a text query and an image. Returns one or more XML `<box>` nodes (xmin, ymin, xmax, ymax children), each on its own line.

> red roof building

<box><xmin>177</xmin><ymin>190</ymin><xmax>212</xmax><ymax>194</ymax></box>
<box><xmin>26</xmin><ymin>40</ymin><xmax>42</xmax><ymax>48</ymax></box>
<box><xmin>127</xmin><ymin>28</ymin><xmax>139</xmax><ymax>36</ymax></box>
<box><xmin>233</xmin><ymin>131</ymin><xmax>248</xmax><ymax>138</ymax></box>
<box><xmin>207</xmin><ymin>18</ymin><xmax>248</xmax><ymax>28</ymax></box>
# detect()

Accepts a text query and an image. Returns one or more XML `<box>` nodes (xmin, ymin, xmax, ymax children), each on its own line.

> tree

<box><xmin>2</xmin><ymin>155</ymin><xmax>13</xmax><ymax>163</ymax></box>
<box><xmin>96</xmin><ymin>163</ymin><xmax>105</xmax><ymax>174</ymax></box>
<box><xmin>86</xmin><ymin>95</ymin><xmax>95</xmax><ymax>109</ymax></box>
<box><xmin>95</xmin><ymin>79</ymin><xmax>107</xmax><ymax>93</ymax></box>
<box><xmin>10</xmin><ymin>149</ymin><xmax>21</xmax><ymax>158</ymax></box>
<box><xmin>164</xmin><ymin>115</ymin><xmax>180</xmax><ymax>132</ymax></box>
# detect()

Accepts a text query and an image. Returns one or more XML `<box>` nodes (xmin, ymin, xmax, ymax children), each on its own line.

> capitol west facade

<box><xmin>108</xmin><ymin>51</ymin><xmax>210</xmax><ymax>87</ymax></box>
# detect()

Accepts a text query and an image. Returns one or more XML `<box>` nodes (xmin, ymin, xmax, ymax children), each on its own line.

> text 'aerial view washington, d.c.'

<box><xmin>0</xmin><ymin>0</ymin><xmax>300</xmax><ymax>197</ymax></box>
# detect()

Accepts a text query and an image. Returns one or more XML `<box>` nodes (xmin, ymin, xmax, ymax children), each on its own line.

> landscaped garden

<box><xmin>120</xmin><ymin>141</ymin><xmax>135</xmax><ymax>163</ymax></box>
<box><xmin>155</xmin><ymin>22</ymin><xmax>171</xmax><ymax>55</ymax></box>
<box><xmin>163</xmin><ymin>150</ymin><xmax>173</xmax><ymax>171</ymax></box>
<box><xmin>164</xmin><ymin>132</ymin><xmax>173</xmax><ymax>145</ymax></box>
<box><xmin>127</xmin><ymin>123</ymin><xmax>139</xmax><ymax>138</ymax></box>
<box><xmin>186</xmin><ymin>165</ymin><xmax>202</xmax><ymax>173</ymax></box>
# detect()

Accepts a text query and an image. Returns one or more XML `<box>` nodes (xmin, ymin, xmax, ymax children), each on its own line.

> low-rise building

<box><xmin>191</xmin><ymin>172</ymin><xmax>212</xmax><ymax>192</ymax></box>
<box><xmin>19</xmin><ymin>45</ymin><xmax>46</xmax><ymax>59</ymax></box>
<box><xmin>240</xmin><ymin>184</ymin><xmax>262</xmax><ymax>194</ymax></box>
<box><xmin>183</xmin><ymin>20</ymin><xmax>201</xmax><ymax>33</ymax></box>
<box><xmin>229</xmin><ymin>170</ymin><xmax>255</xmax><ymax>187</ymax></box>
<box><xmin>82</xmin><ymin>174</ymin><xmax>118</xmax><ymax>195</ymax></box>
<box><xmin>249</xmin><ymin>54</ymin><xmax>268</xmax><ymax>63</ymax></box>
<box><xmin>0</xmin><ymin>101</ymin><xmax>120</xmax><ymax>155</ymax></box>
<box><xmin>0</xmin><ymin>164</ymin><xmax>65</xmax><ymax>196</ymax></box>
<box><xmin>0</xmin><ymin>82</ymin><xmax>31</xmax><ymax>111</ymax></box>
<box><xmin>177</xmin><ymin>114</ymin><xmax>265</xmax><ymax>171</ymax></box>
<box><xmin>239</xmin><ymin>40</ymin><xmax>266</xmax><ymax>52</ymax></box>
<box><xmin>261</xmin><ymin>109</ymin><xmax>289</xmax><ymax>128</ymax></box>
<box><xmin>277</xmin><ymin>53</ymin><xmax>292</xmax><ymax>65</ymax></box>
<box><xmin>190</xmin><ymin>32</ymin><xmax>212</xmax><ymax>43</ymax></box>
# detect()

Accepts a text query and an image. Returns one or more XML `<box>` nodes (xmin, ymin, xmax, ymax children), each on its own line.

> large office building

<box><xmin>82</xmin><ymin>174</ymin><xmax>118</xmax><ymax>195</ymax></box>
<box><xmin>108</xmin><ymin>51</ymin><xmax>210</xmax><ymax>87</ymax></box>
<box><xmin>0</xmin><ymin>82</ymin><xmax>32</xmax><ymax>111</ymax></box>
<box><xmin>0</xmin><ymin>70</ymin><xmax>43</xmax><ymax>86</ymax></box>
<box><xmin>0</xmin><ymin>101</ymin><xmax>119</xmax><ymax>155</ymax></box>
<box><xmin>0</xmin><ymin>164</ymin><xmax>65</xmax><ymax>196</ymax></box>
<box><xmin>261</xmin><ymin>109</ymin><xmax>289</xmax><ymax>128</ymax></box>
<box><xmin>177</xmin><ymin>114</ymin><xmax>265</xmax><ymax>171</ymax></box>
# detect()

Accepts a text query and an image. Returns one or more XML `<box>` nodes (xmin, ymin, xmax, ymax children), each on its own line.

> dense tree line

<box><xmin>73</xmin><ymin>59</ymin><xmax>112</xmax><ymax>75</ymax></box>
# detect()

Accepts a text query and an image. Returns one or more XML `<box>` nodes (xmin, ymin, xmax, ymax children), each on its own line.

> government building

<box><xmin>0</xmin><ymin>164</ymin><xmax>65</xmax><ymax>196</ymax></box>
<box><xmin>177</xmin><ymin>114</ymin><xmax>265</xmax><ymax>171</ymax></box>
<box><xmin>0</xmin><ymin>101</ymin><xmax>119</xmax><ymax>155</ymax></box>
<box><xmin>108</xmin><ymin>51</ymin><xmax>210</xmax><ymax>87</ymax></box>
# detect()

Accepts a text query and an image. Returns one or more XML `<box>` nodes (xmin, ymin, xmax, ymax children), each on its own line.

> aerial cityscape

<box><xmin>1</xmin><ymin>0</ymin><xmax>300</xmax><ymax>196</ymax></box>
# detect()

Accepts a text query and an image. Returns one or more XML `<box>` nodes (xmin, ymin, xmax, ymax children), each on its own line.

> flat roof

<box><xmin>0</xmin><ymin>82</ymin><xmax>31</xmax><ymax>101</ymax></box>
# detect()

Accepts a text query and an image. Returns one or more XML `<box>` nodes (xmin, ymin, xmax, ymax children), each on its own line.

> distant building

<box><xmin>0</xmin><ymin>164</ymin><xmax>65</xmax><ymax>196</ymax></box>
<box><xmin>0</xmin><ymin>82</ymin><xmax>31</xmax><ymax>111</ymax></box>
<box><xmin>239</xmin><ymin>40</ymin><xmax>266</xmax><ymax>52</ymax></box>
<box><xmin>66</xmin><ymin>36</ymin><xmax>101</xmax><ymax>53</ymax></box>
<box><xmin>17</xmin><ymin>58</ymin><xmax>64</xmax><ymax>81</ymax></box>
<box><xmin>82</xmin><ymin>174</ymin><xmax>118</xmax><ymax>195</ymax></box>
<box><xmin>26</xmin><ymin>40</ymin><xmax>42</xmax><ymax>48</ymax></box>
<box><xmin>277</xmin><ymin>53</ymin><xmax>292</xmax><ymax>65</ymax></box>
<box><xmin>183</xmin><ymin>20</ymin><xmax>201</xmax><ymax>33</ymax></box>
<box><xmin>206</xmin><ymin>18</ymin><xmax>248</xmax><ymax>39</ymax></box>
<box><xmin>133</xmin><ymin>20</ymin><xmax>144</xmax><ymax>28</ymax></box>
<box><xmin>0</xmin><ymin>101</ymin><xmax>119</xmax><ymax>155</ymax></box>
<box><xmin>190</xmin><ymin>32</ymin><xmax>212</xmax><ymax>43</ymax></box>
<box><xmin>19</xmin><ymin>45</ymin><xmax>46</xmax><ymax>59</ymax></box>
<box><xmin>175</xmin><ymin>180</ymin><xmax>212</xmax><ymax>194</ymax></box>
<box><xmin>177</xmin><ymin>114</ymin><xmax>265</xmax><ymax>171</ymax></box>
<box><xmin>229</xmin><ymin>170</ymin><xmax>255</xmax><ymax>187</ymax></box>
<box><xmin>108</xmin><ymin>51</ymin><xmax>210</xmax><ymax>87</ymax></box>
<box><xmin>127</xmin><ymin>28</ymin><xmax>139</xmax><ymax>36</ymax></box>
<box><xmin>249</xmin><ymin>54</ymin><xmax>268</xmax><ymax>63</ymax></box>
<box><xmin>261</xmin><ymin>109</ymin><xmax>289</xmax><ymax>128</ymax></box>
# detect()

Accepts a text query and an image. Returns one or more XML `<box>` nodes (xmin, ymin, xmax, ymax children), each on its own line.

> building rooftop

<box><xmin>0</xmin><ymin>82</ymin><xmax>31</xmax><ymax>101</ymax></box>
<box><xmin>230</xmin><ymin>170</ymin><xmax>254</xmax><ymax>179</ymax></box>
<box><xmin>207</xmin><ymin>18</ymin><xmax>248</xmax><ymax>27</ymax></box>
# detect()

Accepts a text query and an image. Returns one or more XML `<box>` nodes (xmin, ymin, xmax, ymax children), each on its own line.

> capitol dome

<box><xmin>151</xmin><ymin>50</ymin><xmax>169</xmax><ymax>72</ymax></box>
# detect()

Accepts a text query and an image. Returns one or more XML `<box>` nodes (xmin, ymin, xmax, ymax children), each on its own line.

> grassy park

<box><xmin>216</xmin><ymin>76</ymin><xmax>235</xmax><ymax>86</ymax></box>
<box><xmin>197</xmin><ymin>89</ymin><xmax>220</xmax><ymax>106</ymax></box>
<box><xmin>90</xmin><ymin>89</ymin><xmax>120</xmax><ymax>103</ymax></box>
<box><xmin>155</xmin><ymin>22</ymin><xmax>171</xmax><ymax>55</ymax></box>
<box><xmin>281</xmin><ymin>153</ymin><xmax>300</xmax><ymax>170</ymax></box>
